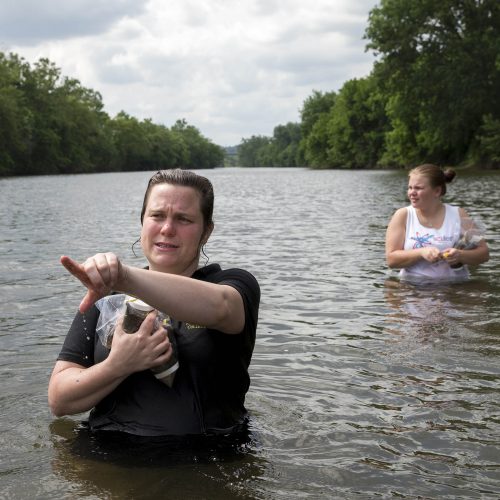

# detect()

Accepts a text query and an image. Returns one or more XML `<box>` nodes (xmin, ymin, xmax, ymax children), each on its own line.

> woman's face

<box><xmin>407</xmin><ymin>174</ymin><xmax>442</xmax><ymax>209</ymax></box>
<box><xmin>141</xmin><ymin>183</ymin><xmax>211</xmax><ymax>275</ymax></box>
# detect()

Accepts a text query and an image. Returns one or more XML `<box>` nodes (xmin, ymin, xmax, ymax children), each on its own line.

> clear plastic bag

<box><xmin>453</xmin><ymin>216</ymin><xmax>486</xmax><ymax>250</ymax></box>
<box><xmin>95</xmin><ymin>294</ymin><xmax>179</xmax><ymax>387</ymax></box>
<box><xmin>95</xmin><ymin>294</ymin><xmax>127</xmax><ymax>348</ymax></box>
<box><xmin>448</xmin><ymin>217</ymin><xmax>486</xmax><ymax>270</ymax></box>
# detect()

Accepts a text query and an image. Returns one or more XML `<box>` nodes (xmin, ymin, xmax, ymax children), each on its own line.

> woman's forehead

<box><xmin>148</xmin><ymin>183</ymin><xmax>202</xmax><ymax>210</ymax></box>
<box><xmin>408</xmin><ymin>174</ymin><xmax>429</xmax><ymax>185</ymax></box>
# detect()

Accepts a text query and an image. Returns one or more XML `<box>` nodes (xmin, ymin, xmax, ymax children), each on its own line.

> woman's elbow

<box><xmin>473</xmin><ymin>244</ymin><xmax>490</xmax><ymax>265</ymax></box>
<box><xmin>48</xmin><ymin>397</ymin><xmax>66</xmax><ymax>417</ymax></box>
<box><xmin>48</xmin><ymin>384</ymin><xmax>71</xmax><ymax>417</ymax></box>
<box><xmin>481</xmin><ymin>248</ymin><xmax>490</xmax><ymax>264</ymax></box>
<box><xmin>48</xmin><ymin>393</ymin><xmax>64</xmax><ymax>417</ymax></box>
<box><xmin>386</xmin><ymin>254</ymin><xmax>399</xmax><ymax>269</ymax></box>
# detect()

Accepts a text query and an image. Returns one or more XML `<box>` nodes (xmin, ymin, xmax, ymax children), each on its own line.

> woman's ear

<box><xmin>202</xmin><ymin>223</ymin><xmax>214</xmax><ymax>245</ymax></box>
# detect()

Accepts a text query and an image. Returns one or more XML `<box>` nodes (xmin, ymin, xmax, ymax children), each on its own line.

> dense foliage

<box><xmin>0</xmin><ymin>53</ymin><xmax>224</xmax><ymax>176</ymax></box>
<box><xmin>238</xmin><ymin>0</ymin><xmax>500</xmax><ymax>169</ymax></box>
<box><xmin>237</xmin><ymin>122</ymin><xmax>303</xmax><ymax>168</ymax></box>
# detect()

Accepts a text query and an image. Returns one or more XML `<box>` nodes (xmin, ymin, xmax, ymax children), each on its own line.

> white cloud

<box><xmin>0</xmin><ymin>0</ymin><xmax>145</xmax><ymax>44</ymax></box>
<box><xmin>0</xmin><ymin>0</ymin><xmax>378</xmax><ymax>146</ymax></box>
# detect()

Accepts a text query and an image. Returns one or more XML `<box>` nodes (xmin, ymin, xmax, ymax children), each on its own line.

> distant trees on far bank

<box><xmin>237</xmin><ymin>0</ymin><xmax>500</xmax><ymax>169</ymax></box>
<box><xmin>0</xmin><ymin>53</ymin><xmax>224</xmax><ymax>177</ymax></box>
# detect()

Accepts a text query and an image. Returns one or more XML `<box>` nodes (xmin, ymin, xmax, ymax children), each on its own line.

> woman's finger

<box><xmin>79</xmin><ymin>289</ymin><xmax>102</xmax><ymax>314</ymax></box>
<box><xmin>83</xmin><ymin>256</ymin><xmax>108</xmax><ymax>292</ymax></box>
<box><xmin>60</xmin><ymin>255</ymin><xmax>94</xmax><ymax>288</ymax></box>
<box><xmin>61</xmin><ymin>255</ymin><xmax>111</xmax><ymax>313</ymax></box>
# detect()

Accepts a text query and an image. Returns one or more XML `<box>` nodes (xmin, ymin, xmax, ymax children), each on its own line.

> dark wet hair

<box><xmin>408</xmin><ymin>163</ymin><xmax>456</xmax><ymax>196</ymax></box>
<box><xmin>140</xmin><ymin>169</ymin><xmax>214</xmax><ymax>234</ymax></box>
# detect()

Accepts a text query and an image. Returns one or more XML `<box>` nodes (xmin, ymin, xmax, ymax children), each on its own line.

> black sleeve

<box><xmin>57</xmin><ymin>305</ymin><xmax>100</xmax><ymax>368</ymax></box>
<box><xmin>218</xmin><ymin>268</ymin><xmax>260</xmax><ymax>337</ymax></box>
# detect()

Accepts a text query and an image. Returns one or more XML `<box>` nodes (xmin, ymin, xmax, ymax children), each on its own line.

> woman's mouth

<box><xmin>155</xmin><ymin>242</ymin><xmax>178</xmax><ymax>250</ymax></box>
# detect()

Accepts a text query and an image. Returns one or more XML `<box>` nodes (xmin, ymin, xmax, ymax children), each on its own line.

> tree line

<box><xmin>237</xmin><ymin>0</ymin><xmax>500</xmax><ymax>169</ymax></box>
<box><xmin>0</xmin><ymin>53</ymin><xmax>224</xmax><ymax>176</ymax></box>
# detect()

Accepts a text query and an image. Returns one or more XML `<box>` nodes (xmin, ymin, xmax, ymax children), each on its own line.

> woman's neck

<box><xmin>418</xmin><ymin>201</ymin><xmax>443</xmax><ymax>217</ymax></box>
<box><xmin>416</xmin><ymin>202</ymin><xmax>445</xmax><ymax>228</ymax></box>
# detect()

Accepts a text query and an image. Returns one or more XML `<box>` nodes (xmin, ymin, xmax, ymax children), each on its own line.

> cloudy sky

<box><xmin>0</xmin><ymin>0</ymin><xmax>379</xmax><ymax>146</ymax></box>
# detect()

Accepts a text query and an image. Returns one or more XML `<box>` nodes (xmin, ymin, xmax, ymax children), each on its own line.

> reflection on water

<box><xmin>50</xmin><ymin>419</ymin><xmax>265</xmax><ymax>500</ymax></box>
<box><xmin>0</xmin><ymin>168</ymin><xmax>499</xmax><ymax>498</ymax></box>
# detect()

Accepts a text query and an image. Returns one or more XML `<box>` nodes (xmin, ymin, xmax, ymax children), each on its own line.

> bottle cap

<box><xmin>125</xmin><ymin>296</ymin><xmax>154</xmax><ymax>312</ymax></box>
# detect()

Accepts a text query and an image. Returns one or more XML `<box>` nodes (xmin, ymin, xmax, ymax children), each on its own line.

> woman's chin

<box><xmin>148</xmin><ymin>257</ymin><xmax>176</xmax><ymax>273</ymax></box>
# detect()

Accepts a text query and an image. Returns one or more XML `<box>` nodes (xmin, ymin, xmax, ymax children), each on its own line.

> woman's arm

<box><xmin>60</xmin><ymin>254</ymin><xmax>246</xmax><ymax>335</ymax></box>
<box><xmin>48</xmin><ymin>313</ymin><xmax>172</xmax><ymax>416</ymax></box>
<box><xmin>441</xmin><ymin>207</ymin><xmax>490</xmax><ymax>267</ymax></box>
<box><xmin>385</xmin><ymin>208</ymin><xmax>441</xmax><ymax>269</ymax></box>
<box><xmin>121</xmin><ymin>267</ymin><xmax>245</xmax><ymax>334</ymax></box>
<box><xmin>48</xmin><ymin>360</ymin><xmax>128</xmax><ymax>416</ymax></box>
<box><xmin>444</xmin><ymin>241</ymin><xmax>490</xmax><ymax>266</ymax></box>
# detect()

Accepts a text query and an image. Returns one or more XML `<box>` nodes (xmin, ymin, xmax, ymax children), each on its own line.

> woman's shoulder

<box><xmin>195</xmin><ymin>264</ymin><xmax>260</xmax><ymax>302</ymax></box>
<box><xmin>391</xmin><ymin>206</ymin><xmax>409</xmax><ymax>223</ymax></box>
<box><xmin>194</xmin><ymin>264</ymin><xmax>259</xmax><ymax>286</ymax></box>
<box><xmin>444</xmin><ymin>203</ymin><xmax>466</xmax><ymax>217</ymax></box>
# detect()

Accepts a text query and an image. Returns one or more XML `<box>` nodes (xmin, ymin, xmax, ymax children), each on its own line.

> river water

<box><xmin>1</xmin><ymin>168</ymin><xmax>499</xmax><ymax>499</ymax></box>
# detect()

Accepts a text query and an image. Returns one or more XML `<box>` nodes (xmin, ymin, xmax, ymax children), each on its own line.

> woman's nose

<box><xmin>160</xmin><ymin>220</ymin><xmax>175</xmax><ymax>235</ymax></box>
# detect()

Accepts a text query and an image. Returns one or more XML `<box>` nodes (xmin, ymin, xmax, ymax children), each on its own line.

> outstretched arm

<box><xmin>60</xmin><ymin>253</ymin><xmax>246</xmax><ymax>334</ymax></box>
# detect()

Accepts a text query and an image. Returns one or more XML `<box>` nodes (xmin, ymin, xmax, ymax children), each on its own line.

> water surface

<box><xmin>1</xmin><ymin>168</ymin><xmax>499</xmax><ymax>498</ymax></box>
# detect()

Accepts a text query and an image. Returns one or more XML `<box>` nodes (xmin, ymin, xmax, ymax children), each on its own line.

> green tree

<box><xmin>326</xmin><ymin>77</ymin><xmax>388</xmax><ymax>168</ymax></box>
<box><xmin>272</xmin><ymin>122</ymin><xmax>303</xmax><ymax>166</ymax></box>
<box><xmin>171</xmin><ymin>119</ymin><xmax>224</xmax><ymax>169</ymax></box>
<box><xmin>0</xmin><ymin>53</ymin><xmax>32</xmax><ymax>175</ymax></box>
<box><xmin>140</xmin><ymin>119</ymin><xmax>184</xmax><ymax>169</ymax></box>
<box><xmin>53</xmin><ymin>77</ymin><xmax>114</xmax><ymax>173</ymax></box>
<box><xmin>109</xmin><ymin>111</ymin><xmax>149</xmax><ymax>171</ymax></box>
<box><xmin>299</xmin><ymin>90</ymin><xmax>336</xmax><ymax>167</ymax></box>
<box><xmin>302</xmin><ymin>114</ymin><xmax>331</xmax><ymax>168</ymax></box>
<box><xmin>237</xmin><ymin>135</ymin><xmax>272</xmax><ymax>167</ymax></box>
<box><xmin>1</xmin><ymin>52</ymin><xmax>226</xmax><ymax>176</ymax></box>
<box><xmin>365</xmin><ymin>0</ymin><xmax>500</xmax><ymax>166</ymax></box>
<box><xmin>476</xmin><ymin>114</ymin><xmax>500</xmax><ymax>166</ymax></box>
<box><xmin>19</xmin><ymin>57</ymin><xmax>64</xmax><ymax>174</ymax></box>
<box><xmin>300</xmin><ymin>90</ymin><xmax>337</xmax><ymax>137</ymax></box>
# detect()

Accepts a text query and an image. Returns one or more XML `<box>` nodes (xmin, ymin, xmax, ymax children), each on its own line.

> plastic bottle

<box><xmin>122</xmin><ymin>296</ymin><xmax>179</xmax><ymax>387</ymax></box>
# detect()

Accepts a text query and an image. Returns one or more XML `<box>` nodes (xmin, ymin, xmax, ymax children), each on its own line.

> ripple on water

<box><xmin>1</xmin><ymin>169</ymin><xmax>500</xmax><ymax>498</ymax></box>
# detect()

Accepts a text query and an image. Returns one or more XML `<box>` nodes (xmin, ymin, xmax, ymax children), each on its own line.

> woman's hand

<box><xmin>440</xmin><ymin>247</ymin><xmax>461</xmax><ymax>266</ymax></box>
<box><xmin>48</xmin><ymin>312</ymin><xmax>172</xmax><ymax>416</ymax></box>
<box><xmin>108</xmin><ymin>312</ymin><xmax>172</xmax><ymax>377</ymax></box>
<box><xmin>420</xmin><ymin>246</ymin><xmax>442</xmax><ymax>263</ymax></box>
<box><xmin>60</xmin><ymin>253</ymin><xmax>125</xmax><ymax>313</ymax></box>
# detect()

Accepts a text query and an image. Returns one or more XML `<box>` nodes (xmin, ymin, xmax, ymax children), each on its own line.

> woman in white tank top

<box><xmin>385</xmin><ymin>164</ymin><xmax>489</xmax><ymax>282</ymax></box>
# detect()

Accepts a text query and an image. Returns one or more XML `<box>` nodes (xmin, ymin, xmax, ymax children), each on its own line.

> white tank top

<box><xmin>400</xmin><ymin>204</ymin><xmax>469</xmax><ymax>281</ymax></box>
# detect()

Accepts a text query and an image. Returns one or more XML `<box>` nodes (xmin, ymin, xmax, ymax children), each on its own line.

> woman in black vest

<box><xmin>48</xmin><ymin>169</ymin><xmax>260</xmax><ymax>436</ymax></box>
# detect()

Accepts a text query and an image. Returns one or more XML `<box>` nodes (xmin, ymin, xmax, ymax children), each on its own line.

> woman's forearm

<box><xmin>386</xmin><ymin>248</ymin><xmax>425</xmax><ymax>269</ymax></box>
<box><xmin>117</xmin><ymin>266</ymin><xmax>244</xmax><ymax>333</ymax></box>
<box><xmin>48</xmin><ymin>360</ymin><xmax>128</xmax><ymax>416</ymax></box>
<box><xmin>458</xmin><ymin>243</ymin><xmax>490</xmax><ymax>266</ymax></box>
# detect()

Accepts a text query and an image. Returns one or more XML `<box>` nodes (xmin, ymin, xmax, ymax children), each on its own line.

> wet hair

<box><xmin>408</xmin><ymin>163</ymin><xmax>456</xmax><ymax>196</ymax></box>
<box><xmin>140</xmin><ymin>169</ymin><xmax>214</xmax><ymax>234</ymax></box>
